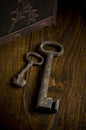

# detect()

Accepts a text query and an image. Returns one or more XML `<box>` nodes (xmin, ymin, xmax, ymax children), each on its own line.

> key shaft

<box><xmin>17</xmin><ymin>62</ymin><xmax>33</xmax><ymax>78</ymax></box>
<box><xmin>38</xmin><ymin>54</ymin><xmax>53</xmax><ymax>98</ymax></box>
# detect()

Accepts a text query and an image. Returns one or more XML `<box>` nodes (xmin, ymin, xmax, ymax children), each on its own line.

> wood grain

<box><xmin>0</xmin><ymin>8</ymin><xmax>86</xmax><ymax>130</ymax></box>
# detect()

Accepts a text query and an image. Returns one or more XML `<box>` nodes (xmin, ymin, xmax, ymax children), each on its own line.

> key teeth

<box><xmin>37</xmin><ymin>97</ymin><xmax>60</xmax><ymax>114</ymax></box>
<box><xmin>51</xmin><ymin>100</ymin><xmax>60</xmax><ymax>113</ymax></box>
<box><xmin>13</xmin><ymin>77</ymin><xmax>26</xmax><ymax>88</ymax></box>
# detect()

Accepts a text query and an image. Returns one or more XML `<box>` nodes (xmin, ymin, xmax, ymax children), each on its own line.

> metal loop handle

<box><xmin>26</xmin><ymin>52</ymin><xmax>44</xmax><ymax>65</ymax></box>
<box><xmin>40</xmin><ymin>41</ymin><xmax>64</xmax><ymax>56</ymax></box>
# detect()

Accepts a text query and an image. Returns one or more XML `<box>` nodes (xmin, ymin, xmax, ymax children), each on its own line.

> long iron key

<box><xmin>13</xmin><ymin>52</ymin><xmax>44</xmax><ymax>87</ymax></box>
<box><xmin>37</xmin><ymin>41</ymin><xmax>64</xmax><ymax>113</ymax></box>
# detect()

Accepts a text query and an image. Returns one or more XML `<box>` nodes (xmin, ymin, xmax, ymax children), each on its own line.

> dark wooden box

<box><xmin>0</xmin><ymin>0</ymin><xmax>57</xmax><ymax>44</ymax></box>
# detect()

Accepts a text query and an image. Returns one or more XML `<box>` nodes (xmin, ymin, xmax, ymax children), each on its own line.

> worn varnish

<box><xmin>0</xmin><ymin>7</ymin><xmax>86</xmax><ymax>130</ymax></box>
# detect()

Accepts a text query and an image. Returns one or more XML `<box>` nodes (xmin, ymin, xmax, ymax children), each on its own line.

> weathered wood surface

<box><xmin>0</xmin><ymin>8</ymin><xmax>86</xmax><ymax>130</ymax></box>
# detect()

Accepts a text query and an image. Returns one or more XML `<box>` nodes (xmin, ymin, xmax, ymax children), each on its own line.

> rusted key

<box><xmin>37</xmin><ymin>41</ymin><xmax>64</xmax><ymax>113</ymax></box>
<box><xmin>13</xmin><ymin>52</ymin><xmax>44</xmax><ymax>88</ymax></box>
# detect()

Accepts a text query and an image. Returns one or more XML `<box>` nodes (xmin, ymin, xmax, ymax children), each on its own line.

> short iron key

<box><xmin>37</xmin><ymin>41</ymin><xmax>64</xmax><ymax>113</ymax></box>
<box><xmin>13</xmin><ymin>52</ymin><xmax>44</xmax><ymax>87</ymax></box>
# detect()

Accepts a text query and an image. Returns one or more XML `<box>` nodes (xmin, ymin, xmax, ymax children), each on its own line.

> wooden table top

<box><xmin>0</xmin><ymin>7</ymin><xmax>86</xmax><ymax>130</ymax></box>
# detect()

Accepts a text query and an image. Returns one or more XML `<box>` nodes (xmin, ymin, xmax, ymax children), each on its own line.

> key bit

<box><xmin>13</xmin><ymin>75</ymin><xmax>26</xmax><ymax>88</ymax></box>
